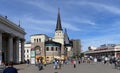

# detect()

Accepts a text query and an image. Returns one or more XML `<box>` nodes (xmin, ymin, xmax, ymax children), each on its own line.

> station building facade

<box><xmin>0</xmin><ymin>15</ymin><xmax>26</xmax><ymax>64</ymax></box>
<box><xmin>84</xmin><ymin>44</ymin><xmax>120</xmax><ymax>58</ymax></box>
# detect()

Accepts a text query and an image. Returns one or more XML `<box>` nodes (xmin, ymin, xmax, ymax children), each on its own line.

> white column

<box><xmin>115</xmin><ymin>52</ymin><xmax>117</xmax><ymax>57</ymax></box>
<box><xmin>21</xmin><ymin>39</ymin><xmax>25</xmax><ymax>63</ymax></box>
<box><xmin>14</xmin><ymin>38</ymin><xmax>19</xmax><ymax>63</ymax></box>
<box><xmin>0</xmin><ymin>32</ymin><xmax>2</xmax><ymax>65</ymax></box>
<box><xmin>16</xmin><ymin>38</ymin><xmax>19</xmax><ymax>63</ymax></box>
<box><xmin>8</xmin><ymin>35</ymin><xmax>13</xmax><ymax>62</ymax></box>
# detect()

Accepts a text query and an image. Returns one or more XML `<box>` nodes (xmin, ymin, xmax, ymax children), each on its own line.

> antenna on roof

<box><xmin>5</xmin><ymin>16</ymin><xmax>7</xmax><ymax>19</ymax></box>
<box><xmin>18</xmin><ymin>20</ymin><xmax>20</xmax><ymax>27</ymax></box>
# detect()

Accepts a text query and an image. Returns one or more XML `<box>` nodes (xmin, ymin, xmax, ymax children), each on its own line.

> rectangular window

<box><xmin>27</xmin><ymin>50</ymin><xmax>29</xmax><ymax>53</ymax></box>
<box><xmin>34</xmin><ymin>39</ymin><xmax>36</xmax><ymax>42</ymax></box>
<box><xmin>56</xmin><ymin>47</ymin><xmax>57</xmax><ymax>51</ymax></box>
<box><xmin>27</xmin><ymin>55</ymin><xmax>29</xmax><ymax>58</ymax></box>
<box><xmin>51</xmin><ymin>47</ymin><xmax>54</xmax><ymax>51</ymax></box>
<box><xmin>46</xmin><ymin>47</ymin><xmax>49</xmax><ymax>51</ymax></box>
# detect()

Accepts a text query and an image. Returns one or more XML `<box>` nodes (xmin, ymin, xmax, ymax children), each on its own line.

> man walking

<box><xmin>3</xmin><ymin>62</ymin><xmax>18</xmax><ymax>73</ymax></box>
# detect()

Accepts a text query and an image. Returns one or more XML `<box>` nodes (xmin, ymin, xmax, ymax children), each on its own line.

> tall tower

<box><xmin>53</xmin><ymin>8</ymin><xmax>64</xmax><ymax>55</ymax></box>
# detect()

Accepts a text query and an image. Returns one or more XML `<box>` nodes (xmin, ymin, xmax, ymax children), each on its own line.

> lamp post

<box><xmin>44</xmin><ymin>47</ymin><xmax>46</xmax><ymax>64</ymax></box>
<box><xmin>35</xmin><ymin>49</ymin><xmax>36</xmax><ymax>65</ymax></box>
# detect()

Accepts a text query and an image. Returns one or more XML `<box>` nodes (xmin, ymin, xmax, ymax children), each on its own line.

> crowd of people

<box><xmin>1</xmin><ymin>56</ymin><xmax>120</xmax><ymax>73</ymax></box>
<box><xmin>82</xmin><ymin>56</ymin><xmax>120</xmax><ymax>69</ymax></box>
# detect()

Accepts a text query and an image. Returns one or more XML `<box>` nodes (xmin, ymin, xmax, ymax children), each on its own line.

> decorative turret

<box><xmin>55</xmin><ymin>8</ymin><xmax>63</xmax><ymax>31</ymax></box>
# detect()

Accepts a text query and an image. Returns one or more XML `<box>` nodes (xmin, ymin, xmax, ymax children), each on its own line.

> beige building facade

<box><xmin>30</xmin><ymin>34</ymin><xmax>49</xmax><ymax>63</ymax></box>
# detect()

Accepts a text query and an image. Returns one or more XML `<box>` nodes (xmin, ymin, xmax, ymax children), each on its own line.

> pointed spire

<box><xmin>64</xmin><ymin>28</ymin><xmax>69</xmax><ymax>44</ymax></box>
<box><xmin>55</xmin><ymin>8</ymin><xmax>63</xmax><ymax>31</ymax></box>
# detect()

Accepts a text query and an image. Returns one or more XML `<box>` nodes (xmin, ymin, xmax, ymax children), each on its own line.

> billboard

<box><xmin>31</xmin><ymin>58</ymin><xmax>35</xmax><ymax>64</ymax></box>
<box><xmin>31</xmin><ymin>50</ymin><xmax>35</xmax><ymax>58</ymax></box>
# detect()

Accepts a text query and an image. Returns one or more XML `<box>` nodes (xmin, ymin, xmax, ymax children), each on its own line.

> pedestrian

<box><xmin>78</xmin><ymin>60</ymin><xmax>81</xmax><ymax>64</ymax></box>
<box><xmin>38</xmin><ymin>62</ymin><xmax>43</xmax><ymax>71</ymax></box>
<box><xmin>73</xmin><ymin>60</ymin><xmax>76</xmax><ymax>68</ymax></box>
<box><xmin>26</xmin><ymin>59</ymin><xmax>30</xmax><ymax>66</ymax></box>
<box><xmin>44</xmin><ymin>61</ymin><xmax>46</xmax><ymax>66</ymax></box>
<box><xmin>27</xmin><ymin>59</ymin><xmax>30</xmax><ymax>64</ymax></box>
<box><xmin>3</xmin><ymin>61</ymin><xmax>18</xmax><ymax>73</ymax></box>
<box><xmin>1</xmin><ymin>61</ymin><xmax>6</xmax><ymax>73</ymax></box>
<box><xmin>54</xmin><ymin>61</ymin><xmax>58</xmax><ymax>69</ymax></box>
<box><xmin>1</xmin><ymin>61</ymin><xmax>6</xmax><ymax>69</ymax></box>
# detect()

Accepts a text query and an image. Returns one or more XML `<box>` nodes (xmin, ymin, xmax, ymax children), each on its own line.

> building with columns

<box><xmin>0</xmin><ymin>15</ymin><xmax>26</xmax><ymax>64</ymax></box>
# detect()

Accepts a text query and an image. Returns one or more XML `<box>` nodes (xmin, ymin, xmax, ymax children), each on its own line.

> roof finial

<box><xmin>58</xmin><ymin>8</ymin><xmax>60</xmax><ymax>13</ymax></box>
<box><xmin>18</xmin><ymin>20</ymin><xmax>20</xmax><ymax>27</ymax></box>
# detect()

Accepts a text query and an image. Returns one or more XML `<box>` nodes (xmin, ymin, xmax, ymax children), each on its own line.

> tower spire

<box><xmin>55</xmin><ymin>8</ymin><xmax>62</xmax><ymax>31</ymax></box>
<box><xmin>64</xmin><ymin>28</ymin><xmax>70</xmax><ymax>44</ymax></box>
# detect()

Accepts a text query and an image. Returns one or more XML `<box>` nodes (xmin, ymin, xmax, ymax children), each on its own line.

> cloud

<box><xmin>21</xmin><ymin>17</ymin><xmax>55</xmax><ymax>33</ymax></box>
<box><xmin>64</xmin><ymin>16</ymin><xmax>96</xmax><ymax>26</ymax></box>
<box><xmin>76</xmin><ymin>19</ymin><xmax>96</xmax><ymax>26</ymax></box>
<box><xmin>62</xmin><ymin>22</ymin><xmax>81</xmax><ymax>31</ymax></box>
<box><xmin>26</xmin><ymin>25</ymin><xmax>53</xmax><ymax>33</ymax></box>
<box><xmin>20</xmin><ymin>16</ymin><xmax>81</xmax><ymax>33</ymax></box>
<box><xmin>82</xmin><ymin>34</ymin><xmax>120</xmax><ymax>51</ymax></box>
<box><xmin>25</xmin><ymin>17</ymin><xmax>55</xmax><ymax>25</ymax></box>
<box><xmin>80</xmin><ymin>1</ymin><xmax>120</xmax><ymax>15</ymax></box>
<box><xmin>25</xmin><ymin>0</ymin><xmax>56</xmax><ymax>14</ymax></box>
<box><xmin>78</xmin><ymin>19</ymin><xmax>96</xmax><ymax>25</ymax></box>
<box><xmin>68</xmin><ymin>1</ymin><xmax>120</xmax><ymax>15</ymax></box>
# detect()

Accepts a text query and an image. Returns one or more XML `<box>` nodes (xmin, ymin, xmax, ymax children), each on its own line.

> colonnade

<box><xmin>0</xmin><ymin>15</ymin><xmax>26</xmax><ymax>64</ymax></box>
<box><xmin>0</xmin><ymin>32</ymin><xmax>25</xmax><ymax>64</ymax></box>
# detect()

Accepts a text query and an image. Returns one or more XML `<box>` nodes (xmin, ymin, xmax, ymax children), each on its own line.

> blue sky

<box><xmin>1</xmin><ymin>0</ymin><xmax>120</xmax><ymax>51</ymax></box>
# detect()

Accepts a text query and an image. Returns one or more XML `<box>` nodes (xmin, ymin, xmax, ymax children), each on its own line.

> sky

<box><xmin>1</xmin><ymin>0</ymin><xmax>120</xmax><ymax>52</ymax></box>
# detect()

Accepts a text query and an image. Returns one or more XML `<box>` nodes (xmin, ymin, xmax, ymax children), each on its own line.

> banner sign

<box><xmin>31</xmin><ymin>50</ymin><xmax>35</xmax><ymax>58</ymax></box>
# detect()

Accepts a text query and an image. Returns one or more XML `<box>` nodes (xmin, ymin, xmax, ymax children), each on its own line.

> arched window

<box><xmin>39</xmin><ymin>39</ymin><xmax>41</xmax><ymax>42</ymax></box>
<box><xmin>37</xmin><ymin>39</ymin><xmax>38</xmax><ymax>42</ymax></box>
